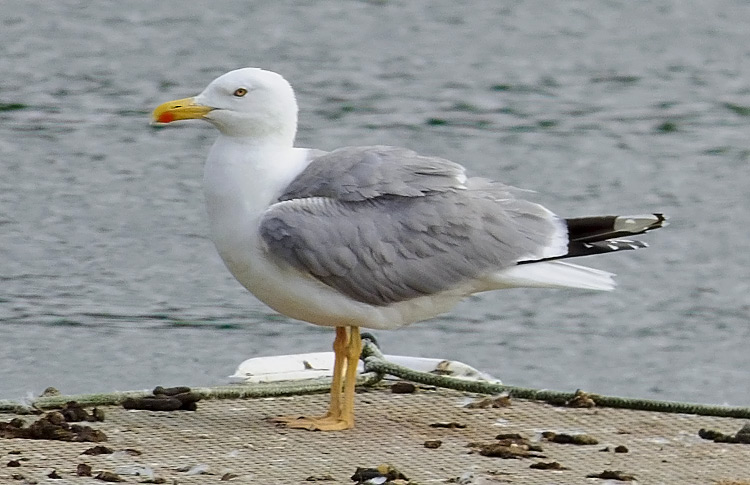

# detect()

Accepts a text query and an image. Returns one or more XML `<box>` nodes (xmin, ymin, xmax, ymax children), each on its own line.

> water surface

<box><xmin>2</xmin><ymin>1</ymin><xmax>749</xmax><ymax>405</ymax></box>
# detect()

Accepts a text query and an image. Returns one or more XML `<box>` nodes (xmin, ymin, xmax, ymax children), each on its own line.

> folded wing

<box><xmin>260</xmin><ymin>146</ymin><xmax>570</xmax><ymax>306</ymax></box>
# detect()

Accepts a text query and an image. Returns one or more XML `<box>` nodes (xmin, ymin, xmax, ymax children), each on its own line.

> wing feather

<box><xmin>260</xmin><ymin>147</ymin><xmax>565</xmax><ymax>306</ymax></box>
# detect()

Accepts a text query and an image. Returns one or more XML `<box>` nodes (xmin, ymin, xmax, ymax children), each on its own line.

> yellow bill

<box><xmin>152</xmin><ymin>97</ymin><xmax>213</xmax><ymax>124</ymax></box>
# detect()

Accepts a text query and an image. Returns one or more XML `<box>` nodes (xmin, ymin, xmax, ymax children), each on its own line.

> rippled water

<box><xmin>2</xmin><ymin>1</ymin><xmax>749</xmax><ymax>404</ymax></box>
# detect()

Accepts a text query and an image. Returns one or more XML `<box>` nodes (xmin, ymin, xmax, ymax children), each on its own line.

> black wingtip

<box><xmin>566</xmin><ymin>213</ymin><xmax>667</xmax><ymax>244</ymax></box>
<box><xmin>520</xmin><ymin>212</ymin><xmax>667</xmax><ymax>265</ymax></box>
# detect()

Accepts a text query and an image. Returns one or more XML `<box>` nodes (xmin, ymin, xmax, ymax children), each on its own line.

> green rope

<box><xmin>1</xmin><ymin>342</ymin><xmax>748</xmax><ymax>420</ymax></box>
<box><xmin>0</xmin><ymin>373</ymin><xmax>384</xmax><ymax>414</ymax></box>
<box><xmin>361</xmin><ymin>341</ymin><xmax>750</xmax><ymax>419</ymax></box>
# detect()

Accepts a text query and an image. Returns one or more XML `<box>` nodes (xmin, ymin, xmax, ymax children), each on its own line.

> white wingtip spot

<box><xmin>614</xmin><ymin>214</ymin><xmax>665</xmax><ymax>234</ymax></box>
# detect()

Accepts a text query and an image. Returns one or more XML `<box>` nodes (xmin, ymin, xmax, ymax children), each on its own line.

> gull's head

<box><xmin>152</xmin><ymin>68</ymin><xmax>298</xmax><ymax>142</ymax></box>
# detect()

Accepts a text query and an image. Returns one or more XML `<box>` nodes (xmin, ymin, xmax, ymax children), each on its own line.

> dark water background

<box><xmin>2</xmin><ymin>1</ymin><xmax>749</xmax><ymax>405</ymax></box>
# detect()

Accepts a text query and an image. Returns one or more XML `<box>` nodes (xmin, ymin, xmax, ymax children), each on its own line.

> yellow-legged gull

<box><xmin>152</xmin><ymin>68</ymin><xmax>665</xmax><ymax>431</ymax></box>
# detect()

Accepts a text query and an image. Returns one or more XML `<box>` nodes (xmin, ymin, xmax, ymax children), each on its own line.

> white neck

<box><xmin>209</xmin><ymin>114</ymin><xmax>297</xmax><ymax>145</ymax></box>
<box><xmin>202</xmin><ymin>136</ymin><xmax>310</xmax><ymax>261</ymax></box>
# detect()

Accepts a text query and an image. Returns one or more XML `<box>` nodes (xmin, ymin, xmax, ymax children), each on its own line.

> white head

<box><xmin>153</xmin><ymin>68</ymin><xmax>298</xmax><ymax>144</ymax></box>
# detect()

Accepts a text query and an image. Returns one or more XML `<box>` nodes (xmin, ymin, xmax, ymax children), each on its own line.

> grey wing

<box><xmin>279</xmin><ymin>145</ymin><xmax>468</xmax><ymax>201</ymax></box>
<box><xmin>260</xmin><ymin>177</ymin><xmax>565</xmax><ymax>306</ymax></box>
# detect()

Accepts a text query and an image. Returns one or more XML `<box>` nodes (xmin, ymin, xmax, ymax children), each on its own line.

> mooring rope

<box><xmin>1</xmin><ymin>339</ymin><xmax>748</xmax><ymax>419</ymax></box>
<box><xmin>0</xmin><ymin>371</ymin><xmax>384</xmax><ymax>414</ymax></box>
<box><xmin>359</xmin><ymin>340</ymin><xmax>750</xmax><ymax>419</ymax></box>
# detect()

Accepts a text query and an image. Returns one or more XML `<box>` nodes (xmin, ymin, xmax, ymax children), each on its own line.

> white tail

<box><xmin>488</xmin><ymin>261</ymin><xmax>616</xmax><ymax>291</ymax></box>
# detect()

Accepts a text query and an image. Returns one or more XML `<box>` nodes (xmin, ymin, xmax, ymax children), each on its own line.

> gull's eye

<box><xmin>233</xmin><ymin>87</ymin><xmax>248</xmax><ymax>97</ymax></box>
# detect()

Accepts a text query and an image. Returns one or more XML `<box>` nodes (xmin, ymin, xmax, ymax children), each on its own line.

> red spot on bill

<box><xmin>157</xmin><ymin>111</ymin><xmax>175</xmax><ymax>123</ymax></box>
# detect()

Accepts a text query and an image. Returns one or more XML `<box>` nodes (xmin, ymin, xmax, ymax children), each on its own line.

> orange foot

<box><xmin>271</xmin><ymin>414</ymin><xmax>353</xmax><ymax>431</ymax></box>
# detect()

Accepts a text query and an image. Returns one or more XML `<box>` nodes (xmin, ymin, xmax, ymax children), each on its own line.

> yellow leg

<box><xmin>326</xmin><ymin>326</ymin><xmax>348</xmax><ymax>419</ymax></box>
<box><xmin>339</xmin><ymin>326</ymin><xmax>362</xmax><ymax>427</ymax></box>
<box><xmin>272</xmin><ymin>326</ymin><xmax>360</xmax><ymax>431</ymax></box>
